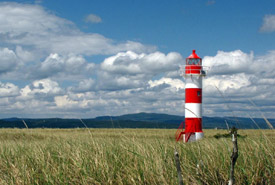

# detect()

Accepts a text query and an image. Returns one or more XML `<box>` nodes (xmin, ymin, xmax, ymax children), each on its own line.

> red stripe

<box><xmin>185</xmin><ymin>65</ymin><xmax>201</xmax><ymax>74</ymax></box>
<box><xmin>184</xmin><ymin>118</ymin><xmax>202</xmax><ymax>132</ymax></box>
<box><xmin>185</xmin><ymin>88</ymin><xmax>202</xmax><ymax>103</ymax></box>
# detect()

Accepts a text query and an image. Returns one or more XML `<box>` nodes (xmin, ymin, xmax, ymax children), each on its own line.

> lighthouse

<box><xmin>176</xmin><ymin>50</ymin><xmax>206</xmax><ymax>142</ymax></box>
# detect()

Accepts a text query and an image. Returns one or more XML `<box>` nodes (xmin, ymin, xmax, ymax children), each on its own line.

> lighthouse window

<box><xmin>197</xmin><ymin>91</ymin><xmax>201</xmax><ymax>96</ymax></box>
<box><xmin>194</xmin><ymin>59</ymin><xmax>200</xmax><ymax>65</ymax></box>
<box><xmin>187</xmin><ymin>59</ymin><xmax>201</xmax><ymax>65</ymax></box>
<box><xmin>190</xmin><ymin>59</ymin><xmax>196</xmax><ymax>65</ymax></box>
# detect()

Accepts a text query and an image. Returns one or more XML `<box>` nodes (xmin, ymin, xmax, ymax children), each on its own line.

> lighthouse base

<box><xmin>183</xmin><ymin>132</ymin><xmax>204</xmax><ymax>142</ymax></box>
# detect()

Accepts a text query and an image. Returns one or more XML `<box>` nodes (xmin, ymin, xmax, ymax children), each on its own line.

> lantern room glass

<box><xmin>186</xmin><ymin>59</ymin><xmax>201</xmax><ymax>65</ymax></box>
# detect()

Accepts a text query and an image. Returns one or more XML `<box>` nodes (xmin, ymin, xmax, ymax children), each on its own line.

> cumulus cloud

<box><xmin>19</xmin><ymin>79</ymin><xmax>63</xmax><ymax>101</ymax></box>
<box><xmin>0</xmin><ymin>79</ymin><xmax>64</xmax><ymax>117</ymax></box>
<box><xmin>0</xmin><ymin>48</ymin><xmax>19</xmax><ymax>74</ymax></box>
<box><xmin>251</xmin><ymin>50</ymin><xmax>275</xmax><ymax>78</ymax></box>
<box><xmin>0</xmin><ymin>82</ymin><xmax>20</xmax><ymax>97</ymax></box>
<box><xmin>260</xmin><ymin>14</ymin><xmax>275</xmax><ymax>32</ymax></box>
<box><xmin>101</xmin><ymin>51</ymin><xmax>182</xmax><ymax>75</ymax></box>
<box><xmin>15</xmin><ymin>46</ymin><xmax>35</xmax><ymax>62</ymax></box>
<box><xmin>203</xmin><ymin>50</ymin><xmax>253</xmax><ymax>75</ymax></box>
<box><xmin>0</xmin><ymin>2</ymin><xmax>153</xmax><ymax>82</ymax></box>
<box><xmin>0</xmin><ymin>3</ymin><xmax>154</xmax><ymax>56</ymax></box>
<box><xmin>98</xmin><ymin>51</ymin><xmax>183</xmax><ymax>90</ymax></box>
<box><xmin>148</xmin><ymin>77</ymin><xmax>185</xmax><ymax>91</ymax></box>
<box><xmin>52</xmin><ymin>86</ymin><xmax>186</xmax><ymax>117</ymax></box>
<box><xmin>31</xmin><ymin>53</ymin><xmax>94</xmax><ymax>79</ymax></box>
<box><xmin>203</xmin><ymin>50</ymin><xmax>275</xmax><ymax>80</ymax></box>
<box><xmin>204</xmin><ymin>73</ymin><xmax>251</xmax><ymax>93</ymax></box>
<box><xmin>202</xmin><ymin>50</ymin><xmax>275</xmax><ymax>107</ymax></box>
<box><xmin>201</xmin><ymin>50</ymin><xmax>275</xmax><ymax>118</ymax></box>
<box><xmin>0</xmin><ymin>3</ymin><xmax>75</xmax><ymax>37</ymax></box>
<box><xmin>0</xmin><ymin>2</ymin><xmax>274</xmax><ymax>119</ymax></box>
<box><xmin>69</xmin><ymin>78</ymin><xmax>95</xmax><ymax>92</ymax></box>
<box><xmin>2</xmin><ymin>49</ymin><xmax>275</xmax><ymax>118</ymax></box>
<box><xmin>85</xmin><ymin>14</ymin><xmax>102</xmax><ymax>23</ymax></box>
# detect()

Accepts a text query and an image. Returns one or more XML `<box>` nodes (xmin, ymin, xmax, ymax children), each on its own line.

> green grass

<box><xmin>0</xmin><ymin>129</ymin><xmax>274</xmax><ymax>184</ymax></box>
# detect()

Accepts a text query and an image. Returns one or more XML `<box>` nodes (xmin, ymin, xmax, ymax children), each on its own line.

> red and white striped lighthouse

<box><xmin>175</xmin><ymin>50</ymin><xmax>206</xmax><ymax>142</ymax></box>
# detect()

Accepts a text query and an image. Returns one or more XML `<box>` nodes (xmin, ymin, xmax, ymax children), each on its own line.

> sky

<box><xmin>0</xmin><ymin>0</ymin><xmax>274</xmax><ymax>118</ymax></box>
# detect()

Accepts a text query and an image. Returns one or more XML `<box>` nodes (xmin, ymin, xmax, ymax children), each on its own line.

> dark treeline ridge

<box><xmin>0</xmin><ymin>113</ymin><xmax>274</xmax><ymax>129</ymax></box>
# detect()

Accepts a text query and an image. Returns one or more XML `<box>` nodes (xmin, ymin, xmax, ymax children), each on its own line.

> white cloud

<box><xmin>0</xmin><ymin>3</ymin><xmax>154</xmax><ymax>57</ymax></box>
<box><xmin>98</xmin><ymin>51</ymin><xmax>182</xmax><ymax>90</ymax></box>
<box><xmin>15</xmin><ymin>46</ymin><xmax>35</xmax><ymax>62</ymax></box>
<box><xmin>0</xmin><ymin>2</ymin><xmax>274</xmax><ymax>119</ymax></box>
<box><xmin>85</xmin><ymin>14</ymin><xmax>102</xmax><ymax>23</ymax></box>
<box><xmin>260</xmin><ymin>14</ymin><xmax>275</xmax><ymax>32</ymax></box>
<box><xmin>148</xmin><ymin>77</ymin><xmax>185</xmax><ymax>91</ymax></box>
<box><xmin>55</xmin><ymin>95</ymin><xmax>79</xmax><ymax>108</ymax></box>
<box><xmin>4</xmin><ymin>49</ymin><xmax>275</xmax><ymax>118</ymax></box>
<box><xmin>19</xmin><ymin>79</ymin><xmax>63</xmax><ymax>101</ymax></box>
<box><xmin>70</xmin><ymin>78</ymin><xmax>95</xmax><ymax>92</ymax></box>
<box><xmin>0</xmin><ymin>48</ymin><xmax>19</xmax><ymax>74</ymax></box>
<box><xmin>0</xmin><ymin>48</ymin><xmax>274</xmax><ymax>118</ymax></box>
<box><xmin>0</xmin><ymin>82</ymin><xmax>20</xmax><ymax>97</ymax></box>
<box><xmin>0</xmin><ymin>79</ymin><xmax>64</xmax><ymax>117</ymax></box>
<box><xmin>201</xmin><ymin>50</ymin><xmax>275</xmax><ymax>118</ymax></box>
<box><xmin>14</xmin><ymin>53</ymin><xmax>95</xmax><ymax>81</ymax></box>
<box><xmin>204</xmin><ymin>73</ymin><xmax>251</xmax><ymax>93</ymax></box>
<box><xmin>252</xmin><ymin>50</ymin><xmax>275</xmax><ymax>78</ymax></box>
<box><xmin>203</xmin><ymin>50</ymin><xmax>253</xmax><ymax>75</ymax></box>
<box><xmin>28</xmin><ymin>53</ymin><xmax>95</xmax><ymax>79</ymax></box>
<box><xmin>202</xmin><ymin>50</ymin><xmax>271</xmax><ymax>95</ymax></box>
<box><xmin>0</xmin><ymin>2</ymin><xmax>74</xmax><ymax>36</ymax></box>
<box><xmin>101</xmin><ymin>51</ymin><xmax>182</xmax><ymax>75</ymax></box>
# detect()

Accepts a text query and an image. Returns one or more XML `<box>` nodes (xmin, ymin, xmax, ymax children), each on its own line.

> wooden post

<box><xmin>228</xmin><ymin>127</ymin><xmax>238</xmax><ymax>185</ymax></box>
<box><xmin>174</xmin><ymin>149</ymin><xmax>184</xmax><ymax>185</ymax></box>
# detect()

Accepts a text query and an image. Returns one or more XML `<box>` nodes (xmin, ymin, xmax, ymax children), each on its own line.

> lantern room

<box><xmin>185</xmin><ymin>50</ymin><xmax>203</xmax><ymax>75</ymax></box>
<box><xmin>186</xmin><ymin>50</ymin><xmax>202</xmax><ymax>66</ymax></box>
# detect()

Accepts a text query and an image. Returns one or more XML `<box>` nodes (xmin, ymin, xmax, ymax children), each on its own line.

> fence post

<box><xmin>228</xmin><ymin>127</ymin><xmax>238</xmax><ymax>185</ymax></box>
<box><xmin>174</xmin><ymin>148</ymin><xmax>184</xmax><ymax>185</ymax></box>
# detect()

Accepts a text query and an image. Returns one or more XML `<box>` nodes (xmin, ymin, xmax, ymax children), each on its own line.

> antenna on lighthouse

<box><xmin>175</xmin><ymin>50</ymin><xmax>207</xmax><ymax>143</ymax></box>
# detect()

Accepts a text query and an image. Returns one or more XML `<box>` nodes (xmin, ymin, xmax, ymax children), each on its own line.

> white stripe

<box><xmin>185</xmin><ymin>77</ymin><xmax>202</xmax><ymax>89</ymax></box>
<box><xmin>185</xmin><ymin>103</ymin><xmax>202</xmax><ymax>118</ymax></box>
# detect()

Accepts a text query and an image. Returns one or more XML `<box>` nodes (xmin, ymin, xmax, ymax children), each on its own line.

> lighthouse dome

<box><xmin>187</xmin><ymin>50</ymin><xmax>201</xmax><ymax>59</ymax></box>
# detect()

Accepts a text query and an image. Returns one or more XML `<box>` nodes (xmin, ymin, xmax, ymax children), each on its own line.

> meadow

<box><xmin>0</xmin><ymin>128</ymin><xmax>274</xmax><ymax>185</ymax></box>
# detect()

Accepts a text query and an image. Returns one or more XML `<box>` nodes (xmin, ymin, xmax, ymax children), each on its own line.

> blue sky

<box><xmin>0</xmin><ymin>0</ymin><xmax>274</xmax><ymax>118</ymax></box>
<box><xmin>42</xmin><ymin>0</ymin><xmax>275</xmax><ymax>56</ymax></box>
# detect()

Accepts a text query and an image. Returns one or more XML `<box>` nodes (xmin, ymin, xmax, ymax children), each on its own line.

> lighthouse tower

<box><xmin>175</xmin><ymin>50</ymin><xmax>206</xmax><ymax>142</ymax></box>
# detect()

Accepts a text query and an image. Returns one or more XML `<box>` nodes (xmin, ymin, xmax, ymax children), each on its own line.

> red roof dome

<box><xmin>187</xmin><ymin>50</ymin><xmax>200</xmax><ymax>59</ymax></box>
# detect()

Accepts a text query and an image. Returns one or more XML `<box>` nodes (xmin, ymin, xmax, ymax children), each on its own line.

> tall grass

<box><xmin>0</xmin><ymin>129</ymin><xmax>274</xmax><ymax>184</ymax></box>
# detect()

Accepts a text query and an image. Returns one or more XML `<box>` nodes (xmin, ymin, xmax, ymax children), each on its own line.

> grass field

<box><xmin>0</xmin><ymin>128</ymin><xmax>274</xmax><ymax>185</ymax></box>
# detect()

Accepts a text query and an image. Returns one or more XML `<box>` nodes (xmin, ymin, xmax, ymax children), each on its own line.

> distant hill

<box><xmin>94</xmin><ymin>112</ymin><xmax>184</xmax><ymax>123</ymax></box>
<box><xmin>94</xmin><ymin>113</ymin><xmax>274</xmax><ymax>129</ymax></box>
<box><xmin>0</xmin><ymin>112</ymin><xmax>274</xmax><ymax>129</ymax></box>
